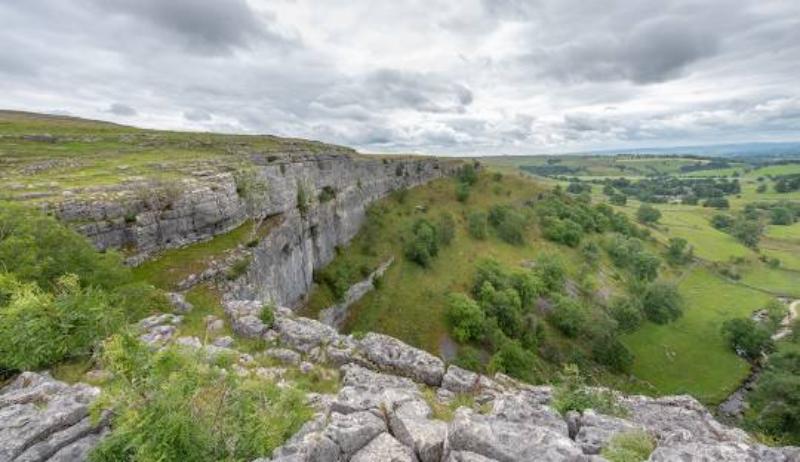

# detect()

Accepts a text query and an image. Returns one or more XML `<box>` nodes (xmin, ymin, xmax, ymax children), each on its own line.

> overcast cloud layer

<box><xmin>1</xmin><ymin>0</ymin><xmax>799</xmax><ymax>155</ymax></box>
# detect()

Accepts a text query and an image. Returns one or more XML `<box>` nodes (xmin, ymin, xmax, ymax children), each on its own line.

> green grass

<box><xmin>738</xmin><ymin>265</ymin><xmax>800</xmax><ymax>297</ymax></box>
<box><xmin>622</xmin><ymin>266</ymin><xmax>773</xmax><ymax>404</ymax></box>
<box><xmin>132</xmin><ymin>218</ymin><xmax>277</xmax><ymax>290</ymax></box>
<box><xmin>179</xmin><ymin>283</ymin><xmax>233</xmax><ymax>340</ymax></box>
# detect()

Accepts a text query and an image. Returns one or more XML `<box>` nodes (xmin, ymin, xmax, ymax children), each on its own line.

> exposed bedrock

<box><xmin>54</xmin><ymin>153</ymin><xmax>458</xmax><ymax>305</ymax></box>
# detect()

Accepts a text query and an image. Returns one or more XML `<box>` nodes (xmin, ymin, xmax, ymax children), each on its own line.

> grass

<box><xmin>622</xmin><ymin>266</ymin><xmax>773</xmax><ymax>404</ymax></box>
<box><xmin>132</xmin><ymin>218</ymin><xmax>278</xmax><ymax>290</ymax></box>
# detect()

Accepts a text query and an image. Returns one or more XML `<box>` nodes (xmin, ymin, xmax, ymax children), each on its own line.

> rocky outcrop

<box><xmin>0</xmin><ymin>372</ymin><xmax>109</xmax><ymax>462</ymax></box>
<box><xmin>55</xmin><ymin>153</ymin><xmax>456</xmax><ymax>305</ymax></box>
<box><xmin>319</xmin><ymin>257</ymin><xmax>394</xmax><ymax>329</ymax></box>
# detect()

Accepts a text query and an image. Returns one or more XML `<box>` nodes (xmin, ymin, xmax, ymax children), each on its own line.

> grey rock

<box><xmin>212</xmin><ymin>336</ymin><xmax>235</xmax><ymax>348</ymax></box>
<box><xmin>358</xmin><ymin>333</ymin><xmax>445</xmax><ymax>386</ymax></box>
<box><xmin>649</xmin><ymin>441</ymin><xmax>795</xmax><ymax>461</ymax></box>
<box><xmin>319</xmin><ymin>257</ymin><xmax>393</xmax><ymax>329</ymax></box>
<box><xmin>389</xmin><ymin>401</ymin><xmax>447</xmax><ymax>462</ymax></box>
<box><xmin>167</xmin><ymin>292</ymin><xmax>193</xmax><ymax>313</ymax></box>
<box><xmin>331</xmin><ymin>365</ymin><xmax>421</xmax><ymax>415</ymax></box>
<box><xmin>0</xmin><ymin>372</ymin><xmax>108</xmax><ymax>462</ymax></box>
<box><xmin>265</xmin><ymin>348</ymin><xmax>303</xmax><ymax>366</ymax></box>
<box><xmin>324</xmin><ymin>411</ymin><xmax>386</xmax><ymax>457</ymax></box>
<box><xmin>442</xmin><ymin>366</ymin><xmax>479</xmax><ymax>394</ymax></box>
<box><xmin>445</xmin><ymin>451</ymin><xmax>500</xmax><ymax>462</ymax></box>
<box><xmin>574</xmin><ymin>409</ymin><xmax>643</xmax><ymax>455</ymax></box>
<box><xmin>299</xmin><ymin>362</ymin><xmax>314</xmax><ymax>374</ymax></box>
<box><xmin>350</xmin><ymin>433</ymin><xmax>418</xmax><ymax>462</ymax></box>
<box><xmin>447</xmin><ymin>408</ymin><xmax>583</xmax><ymax>462</ymax></box>
<box><xmin>274</xmin><ymin>315</ymin><xmax>340</xmax><ymax>353</ymax></box>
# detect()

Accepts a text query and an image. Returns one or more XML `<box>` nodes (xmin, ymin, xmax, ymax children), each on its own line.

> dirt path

<box><xmin>772</xmin><ymin>299</ymin><xmax>799</xmax><ymax>341</ymax></box>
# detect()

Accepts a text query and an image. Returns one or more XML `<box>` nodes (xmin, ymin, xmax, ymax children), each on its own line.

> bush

<box><xmin>721</xmin><ymin>318</ymin><xmax>774</xmax><ymax>360</ymax></box>
<box><xmin>592</xmin><ymin>336</ymin><xmax>634</xmax><ymax>373</ymax></box>
<box><xmin>316</xmin><ymin>264</ymin><xmax>353</xmax><ymax>302</ymax></box>
<box><xmin>91</xmin><ymin>334</ymin><xmax>313</xmax><ymax>462</ymax></box>
<box><xmin>226</xmin><ymin>256</ymin><xmax>252</xmax><ymax>280</ymax></box>
<box><xmin>703</xmin><ymin>197</ymin><xmax>730</xmax><ymax>209</ymax></box>
<box><xmin>260</xmin><ymin>304</ymin><xmax>275</xmax><ymax>328</ymax></box>
<box><xmin>542</xmin><ymin>217</ymin><xmax>583</xmax><ymax>247</ymax></box>
<box><xmin>636</xmin><ymin>204</ymin><xmax>661</xmax><ymax>224</ymax></box>
<box><xmin>610</xmin><ymin>297</ymin><xmax>644</xmax><ymax>333</ymax></box>
<box><xmin>488</xmin><ymin>340</ymin><xmax>540</xmax><ymax>383</ymax></box>
<box><xmin>0</xmin><ymin>201</ymin><xmax>130</xmax><ymax>290</ymax></box>
<box><xmin>536</xmin><ymin>254</ymin><xmax>566</xmax><ymax>294</ymax></box>
<box><xmin>550</xmin><ymin>295</ymin><xmax>587</xmax><ymax>338</ymax></box>
<box><xmin>455</xmin><ymin>182</ymin><xmax>471</xmax><ymax>202</ymax></box>
<box><xmin>665</xmin><ymin>237</ymin><xmax>692</xmax><ymax>265</ymax></box>
<box><xmin>552</xmin><ymin>364</ymin><xmax>627</xmax><ymax>416</ymax></box>
<box><xmin>446</xmin><ymin>293</ymin><xmax>486</xmax><ymax>343</ymax></box>
<box><xmin>642</xmin><ymin>282</ymin><xmax>683</xmax><ymax>324</ymax></box>
<box><xmin>488</xmin><ymin>205</ymin><xmax>526</xmax><ymax>245</ymax></box>
<box><xmin>601</xmin><ymin>430</ymin><xmax>655</xmax><ymax>462</ymax></box>
<box><xmin>453</xmin><ymin>345</ymin><xmax>485</xmax><ymax>373</ymax></box>
<box><xmin>609</xmin><ymin>193</ymin><xmax>627</xmax><ymax>206</ymax></box>
<box><xmin>458</xmin><ymin>163</ymin><xmax>478</xmax><ymax>185</ymax></box>
<box><xmin>438</xmin><ymin>212</ymin><xmax>456</xmax><ymax>246</ymax></box>
<box><xmin>404</xmin><ymin>219</ymin><xmax>439</xmax><ymax>267</ymax></box>
<box><xmin>467</xmin><ymin>211</ymin><xmax>488</xmax><ymax>239</ymax></box>
<box><xmin>771</xmin><ymin>207</ymin><xmax>795</xmax><ymax>225</ymax></box>
<box><xmin>0</xmin><ymin>273</ymin><xmax>122</xmax><ymax>371</ymax></box>
<box><xmin>711</xmin><ymin>213</ymin><xmax>734</xmax><ymax>230</ymax></box>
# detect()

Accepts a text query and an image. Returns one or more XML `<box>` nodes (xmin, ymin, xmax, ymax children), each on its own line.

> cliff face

<box><xmin>55</xmin><ymin>152</ymin><xmax>458</xmax><ymax>306</ymax></box>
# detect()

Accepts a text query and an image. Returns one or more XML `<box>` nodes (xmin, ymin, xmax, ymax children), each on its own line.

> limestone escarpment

<box><xmin>54</xmin><ymin>152</ymin><xmax>458</xmax><ymax>305</ymax></box>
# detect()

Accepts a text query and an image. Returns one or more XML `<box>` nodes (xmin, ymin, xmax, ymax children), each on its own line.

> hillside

<box><xmin>0</xmin><ymin>113</ymin><xmax>798</xmax><ymax>461</ymax></box>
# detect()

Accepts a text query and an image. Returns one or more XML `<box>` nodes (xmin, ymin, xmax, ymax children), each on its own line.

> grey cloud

<box><xmin>184</xmin><ymin>109</ymin><xmax>212</xmax><ymax>122</ymax></box>
<box><xmin>108</xmin><ymin>103</ymin><xmax>137</xmax><ymax>116</ymax></box>
<box><xmin>95</xmin><ymin>0</ymin><xmax>274</xmax><ymax>54</ymax></box>
<box><xmin>317</xmin><ymin>69</ymin><xmax>473</xmax><ymax>114</ymax></box>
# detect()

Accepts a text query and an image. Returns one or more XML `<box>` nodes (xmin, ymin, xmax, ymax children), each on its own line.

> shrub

<box><xmin>770</xmin><ymin>206</ymin><xmax>795</xmax><ymax>225</ymax></box>
<box><xmin>458</xmin><ymin>163</ymin><xmax>478</xmax><ymax>185</ymax></box>
<box><xmin>226</xmin><ymin>256</ymin><xmax>252</xmax><ymax>280</ymax></box>
<box><xmin>721</xmin><ymin>318</ymin><xmax>774</xmax><ymax>360</ymax></box>
<box><xmin>316</xmin><ymin>265</ymin><xmax>353</xmax><ymax>302</ymax></box>
<box><xmin>91</xmin><ymin>334</ymin><xmax>313</xmax><ymax>462</ymax></box>
<box><xmin>703</xmin><ymin>197</ymin><xmax>730</xmax><ymax>209</ymax></box>
<box><xmin>404</xmin><ymin>219</ymin><xmax>439</xmax><ymax>267</ymax></box>
<box><xmin>536</xmin><ymin>254</ymin><xmax>566</xmax><ymax>294</ymax></box>
<box><xmin>732</xmin><ymin>218</ymin><xmax>762</xmax><ymax>248</ymax></box>
<box><xmin>711</xmin><ymin>213</ymin><xmax>734</xmax><ymax>230</ymax></box>
<box><xmin>260</xmin><ymin>304</ymin><xmax>275</xmax><ymax>328</ymax></box>
<box><xmin>609</xmin><ymin>193</ymin><xmax>627</xmax><ymax>206</ymax></box>
<box><xmin>455</xmin><ymin>182</ymin><xmax>471</xmax><ymax>202</ymax></box>
<box><xmin>592</xmin><ymin>336</ymin><xmax>634</xmax><ymax>373</ymax></box>
<box><xmin>636</xmin><ymin>204</ymin><xmax>661</xmax><ymax>224</ymax></box>
<box><xmin>0</xmin><ymin>274</ymin><xmax>122</xmax><ymax>371</ymax></box>
<box><xmin>665</xmin><ymin>237</ymin><xmax>692</xmax><ymax>265</ymax></box>
<box><xmin>542</xmin><ymin>217</ymin><xmax>583</xmax><ymax>247</ymax></box>
<box><xmin>610</xmin><ymin>297</ymin><xmax>644</xmax><ymax>333</ymax></box>
<box><xmin>446</xmin><ymin>293</ymin><xmax>486</xmax><ymax>343</ymax></box>
<box><xmin>552</xmin><ymin>364</ymin><xmax>627</xmax><ymax>416</ymax></box>
<box><xmin>453</xmin><ymin>345</ymin><xmax>484</xmax><ymax>373</ymax></box>
<box><xmin>438</xmin><ymin>212</ymin><xmax>456</xmax><ymax>246</ymax></box>
<box><xmin>601</xmin><ymin>430</ymin><xmax>655</xmax><ymax>462</ymax></box>
<box><xmin>488</xmin><ymin>340</ymin><xmax>540</xmax><ymax>383</ymax></box>
<box><xmin>487</xmin><ymin>205</ymin><xmax>526</xmax><ymax>245</ymax></box>
<box><xmin>318</xmin><ymin>186</ymin><xmax>336</xmax><ymax>203</ymax></box>
<box><xmin>467</xmin><ymin>211</ymin><xmax>488</xmax><ymax>239</ymax></box>
<box><xmin>630</xmin><ymin>251</ymin><xmax>661</xmax><ymax>282</ymax></box>
<box><xmin>642</xmin><ymin>282</ymin><xmax>683</xmax><ymax>324</ymax></box>
<box><xmin>549</xmin><ymin>295</ymin><xmax>587</xmax><ymax>338</ymax></box>
<box><xmin>296</xmin><ymin>182</ymin><xmax>310</xmax><ymax>215</ymax></box>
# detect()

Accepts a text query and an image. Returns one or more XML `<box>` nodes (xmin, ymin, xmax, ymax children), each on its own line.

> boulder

<box><xmin>358</xmin><ymin>333</ymin><xmax>445</xmax><ymax>386</ymax></box>
<box><xmin>649</xmin><ymin>441</ymin><xmax>795</xmax><ymax>462</ymax></box>
<box><xmin>324</xmin><ymin>411</ymin><xmax>386</xmax><ymax>457</ymax></box>
<box><xmin>574</xmin><ymin>409</ymin><xmax>643</xmax><ymax>455</ymax></box>
<box><xmin>350</xmin><ymin>433</ymin><xmax>418</xmax><ymax>462</ymax></box>
<box><xmin>167</xmin><ymin>292</ymin><xmax>193</xmax><ymax>313</ymax></box>
<box><xmin>441</xmin><ymin>366</ymin><xmax>479</xmax><ymax>394</ymax></box>
<box><xmin>389</xmin><ymin>400</ymin><xmax>447</xmax><ymax>462</ymax></box>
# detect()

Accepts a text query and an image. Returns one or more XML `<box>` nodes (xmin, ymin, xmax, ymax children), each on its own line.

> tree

<box><xmin>630</xmin><ymin>251</ymin><xmax>661</xmax><ymax>282</ymax></box>
<box><xmin>642</xmin><ymin>282</ymin><xmax>683</xmax><ymax>324</ymax></box>
<box><xmin>732</xmin><ymin>218</ymin><xmax>762</xmax><ymax>248</ymax></box>
<box><xmin>542</xmin><ymin>218</ymin><xmax>583</xmax><ymax>247</ymax></box>
<box><xmin>489</xmin><ymin>340</ymin><xmax>539</xmax><ymax>383</ymax></box>
<box><xmin>771</xmin><ymin>207</ymin><xmax>795</xmax><ymax>225</ymax></box>
<box><xmin>610</xmin><ymin>297</ymin><xmax>644</xmax><ymax>333</ymax></box>
<box><xmin>721</xmin><ymin>318</ymin><xmax>774</xmax><ymax>360</ymax></box>
<box><xmin>467</xmin><ymin>211</ymin><xmax>488</xmax><ymax>239</ymax></box>
<box><xmin>609</xmin><ymin>193</ymin><xmax>627</xmax><ymax>206</ymax></box>
<box><xmin>710</xmin><ymin>214</ymin><xmax>734</xmax><ymax>230</ymax></box>
<box><xmin>550</xmin><ymin>295</ymin><xmax>587</xmax><ymax>338</ymax></box>
<box><xmin>446</xmin><ymin>293</ymin><xmax>486</xmax><ymax>343</ymax></box>
<box><xmin>458</xmin><ymin>163</ymin><xmax>478</xmax><ymax>185</ymax></box>
<box><xmin>665</xmin><ymin>237</ymin><xmax>692</xmax><ymax>265</ymax></box>
<box><xmin>536</xmin><ymin>254</ymin><xmax>566</xmax><ymax>294</ymax></box>
<box><xmin>636</xmin><ymin>204</ymin><xmax>661</xmax><ymax>225</ymax></box>
<box><xmin>404</xmin><ymin>219</ymin><xmax>439</xmax><ymax>267</ymax></box>
<box><xmin>437</xmin><ymin>212</ymin><xmax>455</xmax><ymax>245</ymax></box>
<box><xmin>592</xmin><ymin>335</ymin><xmax>634</xmax><ymax>373</ymax></box>
<box><xmin>455</xmin><ymin>182</ymin><xmax>470</xmax><ymax>202</ymax></box>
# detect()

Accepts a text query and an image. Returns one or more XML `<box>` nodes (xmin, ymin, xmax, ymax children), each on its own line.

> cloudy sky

<box><xmin>2</xmin><ymin>0</ymin><xmax>799</xmax><ymax>155</ymax></box>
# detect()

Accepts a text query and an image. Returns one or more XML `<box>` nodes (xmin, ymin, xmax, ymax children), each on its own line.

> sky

<box><xmin>1</xmin><ymin>0</ymin><xmax>799</xmax><ymax>155</ymax></box>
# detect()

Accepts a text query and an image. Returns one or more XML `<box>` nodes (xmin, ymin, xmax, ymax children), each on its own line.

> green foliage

<box><xmin>446</xmin><ymin>293</ymin><xmax>486</xmax><ymax>343</ymax></box>
<box><xmin>458</xmin><ymin>163</ymin><xmax>478</xmax><ymax>185</ymax></box>
<box><xmin>90</xmin><ymin>334</ymin><xmax>312</xmax><ymax>462</ymax></box>
<box><xmin>610</xmin><ymin>297</ymin><xmax>644</xmax><ymax>333</ymax></box>
<box><xmin>0</xmin><ymin>201</ymin><xmax>130</xmax><ymax>290</ymax></box>
<box><xmin>721</xmin><ymin>318</ymin><xmax>774</xmax><ymax>360</ymax></box>
<box><xmin>552</xmin><ymin>365</ymin><xmax>627</xmax><ymax>417</ymax></box>
<box><xmin>318</xmin><ymin>186</ymin><xmax>336</xmax><ymax>203</ymax></box>
<box><xmin>592</xmin><ymin>336</ymin><xmax>634</xmax><ymax>373</ymax></box>
<box><xmin>437</xmin><ymin>212</ymin><xmax>456</xmax><ymax>246</ymax></box>
<box><xmin>404</xmin><ymin>219</ymin><xmax>439</xmax><ymax>267</ymax></box>
<box><xmin>606</xmin><ymin>235</ymin><xmax>660</xmax><ymax>281</ymax></box>
<box><xmin>296</xmin><ymin>181</ymin><xmax>310</xmax><ymax>215</ymax></box>
<box><xmin>609</xmin><ymin>193</ymin><xmax>627</xmax><ymax>206</ymax></box>
<box><xmin>0</xmin><ymin>274</ymin><xmax>123</xmax><ymax>371</ymax></box>
<box><xmin>488</xmin><ymin>339</ymin><xmax>540</xmax><ymax>383</ymax></box>
<box><xmin>710</xmin><ymin>213</ymin><xmax>734</xmax><ymax>230</ymax></box>
<box><xmin>315</xmin><ymin>264</ymin><xmax>354</xmax><ymax>302</ymax></box>
<box><xmin>260</xmin><ymin>304</ymin><xmax>275</xmax><ymax>328</ymax></box>
<box><xmin>467</xmin><ymin>211</ymin><xmax>488</xmax><ymax>239</ymax></box>
<box><xmin>549</xmin><ymin>295</ymin><xmax>587</xmax><ymax>338</ymax></box>
<box><xmin>601</xmin><ymin>430</ymin><xmax>655</xmax><ymax>462</ymax></box>
<box><xmin>542</xmin><ymin>217</ymin><xmax>584</xmax><ymax>247</ymax></box>
<box><xmin>455</xmin><ymin>182</ymin><xmax>471</xmax><ymax>202</ymax></box>
<box><xmin>665</xmin><ymin>237</ymin><xmax>692</xmax><ymax>265</ymax></box>
<box><xmin>488</xmin><ymin>205</ymin><xmax>526</xmax><ymax>245</ymax></box>
<box><xmin>745</xmin><ymin>345</ymin><xmax>800</xmax><ymax>444</ymax></box>
<box><xmin>703</xmin><ymin>197</ymin><xmax>730</xmax><ymax>209</ymax></box>
<box><xmin>642</xmin><ymin>282</ymin><xmax>683</xmax><ymax>324</ymax></box>
<box><xmin>731</xmin><ymin>218</ymin><xmax>762</xmax><ymax>248</ymax></box>
<box><xmin>636</xmin><ymin>204</ymin><xmax>661</xmax><ymax>224</ymax></box>
<box><xmin>453</xmin><ymin>345</ymin><xmax>485</xmax><ymax>373</ymax></box>
<box><xmin>536</xmin><ymin>254</ymin><xmax>566</xmax><ymax>294</ymax></box>
<box><xmin>226</xmin><ymin>256</ymin><xmax>252</xmax><ymax>280</ymax></box>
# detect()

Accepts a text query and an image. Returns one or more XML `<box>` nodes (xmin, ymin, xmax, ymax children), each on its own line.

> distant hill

<box><xmin>588</xmin><ymin>142</ymin><xmax>800</xmax><ymax>159</ymax></box>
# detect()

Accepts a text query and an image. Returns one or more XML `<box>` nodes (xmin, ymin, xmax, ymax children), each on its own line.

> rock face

<box><xmin>0</xmin><ymin>372</ymin><xmax>109</xmax><ymax>462</ymax></box>
<box><xmin>319</xmin><ymin>257</ymin><xmax>394</xmax><ymax>329</ymax></box>
<box><xmin>222</xmin><ymin>301</ymin><xmax>800</xmax><ymax>462</ymax></box>
<box><xmin>56</xmin><ymin>153</ymin><xmax>456</xmax><ymax>306</ymax></box>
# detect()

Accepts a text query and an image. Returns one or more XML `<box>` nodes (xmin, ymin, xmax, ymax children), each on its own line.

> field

<box><xmin>621</xmin><ymin>267</ymin><xmax>772</xmax><ymax>403</ymax></box>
